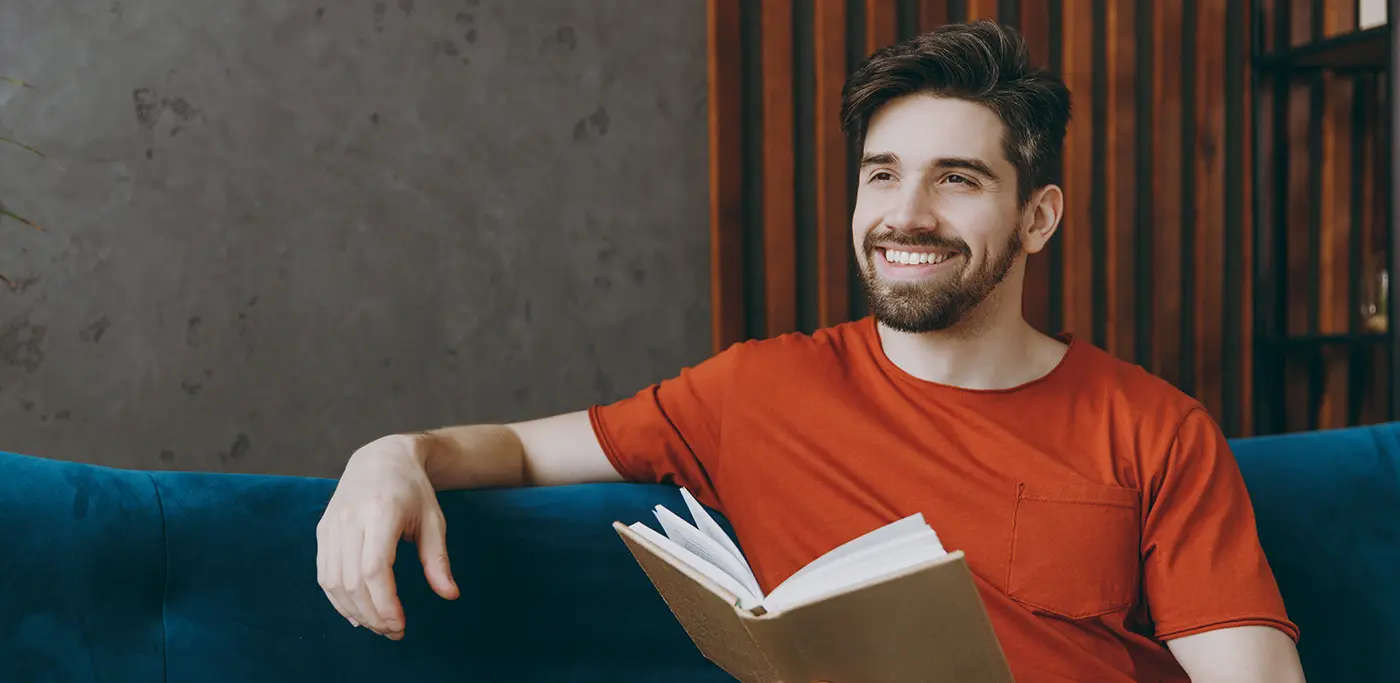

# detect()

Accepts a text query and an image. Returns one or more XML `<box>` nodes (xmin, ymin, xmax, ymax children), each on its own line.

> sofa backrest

<box><xmin>0</xmin><ymin>452</ymin><xmax>168</xmax><ymax>682</ymax></box>
<box><xmin>1230</xmin><ymin>421</ymin><xmax>1400</xmax><ymax>683</ymax></box>
<box><xmin>0</xmin><ymin>451</ymin><xmax>724</xmax><ymax>683</ymax></box>
<box><xmin>3</xmin><ymin>421</ymin><xmax>1399</xmax><ymax>683</ymax></box>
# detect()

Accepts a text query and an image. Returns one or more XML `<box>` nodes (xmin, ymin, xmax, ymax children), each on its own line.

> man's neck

<box><xmin>874</xmin><ymin>303</ymin><xmax>1069</xmax><ymax>390</ymax></box>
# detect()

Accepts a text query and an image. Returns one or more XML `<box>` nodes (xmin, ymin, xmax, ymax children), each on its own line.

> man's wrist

<box><xmin>396</xmin><ymin>430</ymin><xmax>443</xmax><ymax>471</ymax></box>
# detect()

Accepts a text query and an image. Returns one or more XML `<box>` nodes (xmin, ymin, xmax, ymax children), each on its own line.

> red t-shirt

<box><xmin>589</xmin><ymin>317</ymin><xmax>1298</xmax><ymax>682</ymax></box>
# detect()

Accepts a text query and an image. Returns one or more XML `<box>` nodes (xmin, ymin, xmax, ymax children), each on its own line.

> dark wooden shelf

<box><xmin>1258</xmin><ymin>333</ymin><xmax>1389</xmax><ymax>349</ymax></box>
<box><xmin>1255</xmin><ymin>25</ymin><xmax>1390</xmax><ymax>71</ymax></box>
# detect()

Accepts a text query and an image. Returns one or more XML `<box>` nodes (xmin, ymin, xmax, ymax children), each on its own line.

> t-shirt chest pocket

<box><xmin>1005</xmin><ymin>481</ymin><xmax>1142</xmax><ymax>619</ymax></box>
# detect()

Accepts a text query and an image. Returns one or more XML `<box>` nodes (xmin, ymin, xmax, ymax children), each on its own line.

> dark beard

<box><xmin>859</xmin><ymin>228</ymin><xmax>1023</xmax><ymax>333</ymax></box>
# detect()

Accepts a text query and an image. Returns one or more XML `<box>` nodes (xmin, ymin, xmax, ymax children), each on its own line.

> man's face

<box><xmin>852</xmin><ymin>95</ymin><xmax>1027</xmax><ymax>333</ymax></box>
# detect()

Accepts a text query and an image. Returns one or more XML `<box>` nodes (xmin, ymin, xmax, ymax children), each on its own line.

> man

<box><xmin>317</xmin><ymin>21</ymin><xmax>1306</xmax><ymax>683</ymax></box>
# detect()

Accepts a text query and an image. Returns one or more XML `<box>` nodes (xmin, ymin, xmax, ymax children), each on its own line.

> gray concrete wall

<box><xmin>0</xmin><ymin>0</ymin><xmax>711</xmax><ymax>477</ymax></box>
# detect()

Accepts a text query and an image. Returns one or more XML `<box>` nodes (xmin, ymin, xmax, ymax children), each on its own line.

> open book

<box><xmin>614</xmin><ymin>489</ymin><xmax>1014</xmax><ymax>683</ymax></box>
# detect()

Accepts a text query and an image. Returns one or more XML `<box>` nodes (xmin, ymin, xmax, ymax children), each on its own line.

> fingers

<box><xmin>316</xmin><ymin>517</ymin><xmax>359</xmax><ymax>628</ymax></box>
<box><xmin>416</xmin><ymin>508</ymin><xmax>460</xmax><ymax>600</ymax></box>
<box><xmin>317</xmin><ymin>506</ymin><xmax>406</xmax><ymax>640</ymax></box>
<box><xmin>360</xmin><ymin>516</ymin><xmax>406</xmax><ymax>637</ymax></box>
<box><xmin>343</xmin><ymin>523</ymin><xmax>402</xmax><ymax>639</ymax></box>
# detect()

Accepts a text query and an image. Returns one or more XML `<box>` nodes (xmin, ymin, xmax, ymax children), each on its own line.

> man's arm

<box><xmin>1167</xmin><ymin>625</ymin><xmax>1306</xmax><ymax>683</ymax></box>
<box><xmin>317</xmin><ymin>410</ymin><xmax>622</xmax><ymax>639</ymax></box>
<box><xmin>415</xmin><ymin>410</ymin><xmax>625</xmax><ymax>490</ymax></box>
<box><xmin>320</xmin><ymin>341</ymin><xmax>744</xmax><ymax>640</ymax></box>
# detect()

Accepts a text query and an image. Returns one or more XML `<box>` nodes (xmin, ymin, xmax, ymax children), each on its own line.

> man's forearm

<box><xmin>1167</xmin><ymin>626</ymin><xmax>1306</xmax><ymax>683</ymax></box>
<box><xmin>407</xmin><ymin>411</ymin><xmax>624</xmax><ymax>491</ymax></box>
<box><xmin>411</xmin><ymin>425</ymin><xmax>529</xmax><ymax>491</ymax></box>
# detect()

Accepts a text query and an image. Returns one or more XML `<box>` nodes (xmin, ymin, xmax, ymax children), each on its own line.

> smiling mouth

<box><xmin>877</xmin><ymin>247</ymin><xmax>961</xmax><ymax>266</ymax></box>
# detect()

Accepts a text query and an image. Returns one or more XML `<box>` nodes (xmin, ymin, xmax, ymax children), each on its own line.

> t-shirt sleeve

<box><xmin>1141</xmin><ymin>406</ymin><xmax>1300</xmax><ymax>643</ymax></box>
<box><xmin>587</xmin><ymin>341</ymin><xmax>744</xmax><ymax>509</ymax></box>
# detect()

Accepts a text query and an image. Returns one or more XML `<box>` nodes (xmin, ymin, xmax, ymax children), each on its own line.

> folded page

<box><xmin>627</xmin><ymin>522</ymin><xmax>764</xmax><ymax>610</ymax></box>
<box><xmin>678</xmin><ymin>488</ymin><xmax>761</xmax><ymax>594</ymax></box>
<box><xmin>654</xmin><ymin>505</ymin><xmax>765</xmax><ymax>599</ymax></box>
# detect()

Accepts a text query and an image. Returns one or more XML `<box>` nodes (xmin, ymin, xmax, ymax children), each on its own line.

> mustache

<box><xmin>863</xmin><ymin>231</ymin><xmax>970</xmax><ymax>255</ymax></box>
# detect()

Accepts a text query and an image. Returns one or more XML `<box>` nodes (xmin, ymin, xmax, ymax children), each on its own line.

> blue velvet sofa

<box><xmin>2</xmin><ymin>422</ymin><xmax>1398</xmax><ymax>682</ymax></box>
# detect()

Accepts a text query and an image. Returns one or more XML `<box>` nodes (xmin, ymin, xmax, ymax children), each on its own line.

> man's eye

<box><xmin>869</xmin><ymin>171</ymin><xmax>894</xmax><ymax>183</ymax></box>
<box><xmin>946</xmin><ymin>174</ymin><xmax>972</xmax><ymax>184</ymax></box>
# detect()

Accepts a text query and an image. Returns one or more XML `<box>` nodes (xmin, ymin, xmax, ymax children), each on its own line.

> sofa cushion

<box><xmin>1232</xmin><ymin>422</ymin><xmax>1400</xmax><ymax>683</ymax></box>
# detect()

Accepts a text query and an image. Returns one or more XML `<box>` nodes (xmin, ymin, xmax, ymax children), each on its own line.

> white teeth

<box><xmin>883</xmin><ymin>249</ymin><xmax>952</xmax><ymax>265</ymax></box>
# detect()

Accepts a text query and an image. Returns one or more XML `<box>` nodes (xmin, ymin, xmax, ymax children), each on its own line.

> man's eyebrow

<box><xmin>860</xmin><ymin>151</ymin><xmax>899</xmax><ymax>167</ymax></box>
<box><xmin>933</xmin><ymin>157</ymin><xmax>1000</xmax><ymax>182</ymax></box>
<box><xmin>859</xmin><ymin>152</ymin><xmax>1000</xmax><ymax>183</ymax></box>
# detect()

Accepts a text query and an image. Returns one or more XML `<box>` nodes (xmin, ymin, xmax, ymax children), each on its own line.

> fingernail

<box><xmin>348</xmin><ymin>618</ymin><xmax>359</xmax><ymax>627</ymax></box>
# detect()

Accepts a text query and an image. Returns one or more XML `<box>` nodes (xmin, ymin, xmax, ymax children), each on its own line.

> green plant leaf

<box><xmin>0</xmin><ymin>76</ymin><xmax>34</xmax><ymax>89</ymax></box>
<box><xmin>0</xmin><ymin>207</ymin><xmax>43</xmax><ymax>231</ymax></box>
<box><xmin>0</xmin><ymin>137</ymin><xmax>44</xmax><ymax>157</ymax></box>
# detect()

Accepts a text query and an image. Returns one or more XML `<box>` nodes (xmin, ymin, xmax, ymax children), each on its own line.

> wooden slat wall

<box><xmin>1255</xmin><ymin>0</ymin><xmax>1392</xmax><ymax>433</ymax></box>
<box><xmin>705</xmin><ymin>0</ymin><xmax>1391</xmax><ymax>437</ymax></box>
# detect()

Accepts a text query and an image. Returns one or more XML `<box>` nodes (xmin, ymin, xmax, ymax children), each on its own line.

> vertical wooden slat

<box><xmin>1368</xmin><ymin>74</ymin><xmax>1389</xmax><ymax>423</ymax></box>
<box><xmin>1253</xmin><ymin>0</ymin><xmax>1285</xmax><ymax>434</ymax></box>
<box><xmin>1238</xmin><ymin>0</ymin><xmax>1255</xmax><ymax>435</ymax></box>
<box><xmin>1194</xmin><ymin>0</ymin><xmax>1228</xmax><ymax>421</ymax></box>
<box><xmin>1288</xmin><ymin>0</ymin><xmax>1311</xmax><ymax>45</ymax></box>
<box><xmin>966</xmin><ymin>0</ymin><xmax>999</xmax><ymax>21</ymax></box>
<box><xmin>1090</xmin><ymin>2</ymin><xmax>1108</xmax><ymax>349</ymax></box>
<box><xmin>1103</xmin><ymin>0</ymin><xmax>1135</xmax><ymax>361</ymax></box>
<box><xmin>1060</xmin><ymin>0</ymin><xmax>1095</xmax><ymax>342</ymax></box>
<box><xmin>1320</xmin><ymin>0</ymin><xmax>1355</xmax><ymax>37</ymax></box>
<box><xmin>1019</xmin><ymin>0</ymin><xmax>1054</xmax><ymax>332</ymax></box>
<box><xmin>708</xmin><ymin>0</ymin><xmax>745</xmax><ymax>352</ymax></box>
<box><xmin>1280</xmin><ymin>0</ymin><xmax>1314</xmax><ymax>428</ymax></box>
<box><xmin>1344</xmin><ymin>78</ymin><xmax>1365</xmax><ymax>424</ymax></box>
<box><xmin>920</xmin><ymin>0</ymin><xmax>955</xmax><ymax>30</ymax></box>
<box><xmin>999</xmin><ymin>0</ymin><xmax>1021</xmax><ymax>28</ymax></box>
<box><xmin>867</xmin><ymin>0</ymin><xmax>900</xmax><ymax>52</ymax></box>
<box><xmin>761</xmin><ymin>0</ymin><xmax>797</xmax><ymax>337</ymax></box>
<box><xmin>1258</xmin><ymin>0</ymin><xmax>1276</xmax><ymax>54</ymax></box>
<box><xmin>897</xmin><ymin>0</ymin><xmax>923</xmax><ymax>39</ymax></box>
<box><xmin>1392</xmin><ymin>7</ymin><xmax>1400</xmax><ymax>421</ymax></box>
<box><xmin>815</xmin><ymin>0</ymin><xmax>850</xmax><ymax>328</ymax></box>
<box><xmin>1151</xmin><ymin>0</ymin><xmax>1185</xmax><ymax>386</ymax></box>
<box><xmin>1354</xmin><ymin>77</ymin><xmax>1382</xmax><ymax>424</ymax></box>
<box><xmin>1315</xmin><ymin>2</ymin><xmax>1357</xmax><ymax>428</ymax></box>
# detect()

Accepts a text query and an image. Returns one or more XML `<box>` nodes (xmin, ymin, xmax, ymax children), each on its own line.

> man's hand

<box><xmin>316</xmin><ymin>434</ymin><xmax>460</xmax><ymax>640</ymax></box>
<box><xmin>1167</xmin><ymin>625</ymin><xmax>1307</xmax><ymax>682</ymax></box>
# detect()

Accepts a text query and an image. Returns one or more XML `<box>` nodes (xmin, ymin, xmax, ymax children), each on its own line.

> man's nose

<box><xmin>885</xmin><ymin>184</ymin><xmax>940</xmax><ymax>234</ymax></box>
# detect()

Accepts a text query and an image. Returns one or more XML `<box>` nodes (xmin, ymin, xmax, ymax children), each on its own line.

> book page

<box><xmin>770</xmin><ymin>513</ymin><xmax>939</xmax><ymax>594</ymax></box>
<box><xmin>761</xmin><ymin>529</ymin><xmax>947</xmax><ymax>612</ymax></box>
<box><xmin>677</xmin><ymin>488</ymin><xmax>760</xmax><ymax>591</ymax></box>
<box><xmin>653</xmin><ymin>505</ymin><xmax>765</xmax><ymax>600</ymax></box>
<box><xmin>627</xmin><ymin>522</ymin><xmax>764</xmax><ymax>610</ymax></box>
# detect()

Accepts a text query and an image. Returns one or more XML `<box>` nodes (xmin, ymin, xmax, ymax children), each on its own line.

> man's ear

<box><xmin>1020</xmin><ymin>185</ymin><xmax>1064</xmax><ymax>255</ymax></box>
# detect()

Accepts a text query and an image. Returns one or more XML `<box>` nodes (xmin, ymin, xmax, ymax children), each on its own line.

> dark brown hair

<box><xmin>841</xmin><ymin>20</ymin><xmax>1072</xmax><ymax>204</ymax></box>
